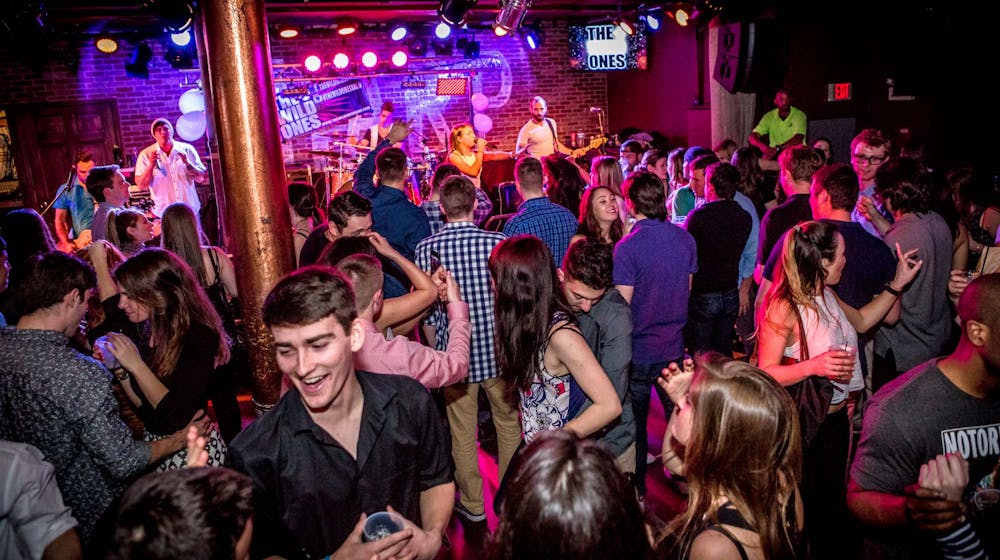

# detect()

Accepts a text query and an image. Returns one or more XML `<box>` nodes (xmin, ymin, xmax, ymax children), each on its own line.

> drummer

<box><xmin>447</xmin><ymin>123</ymin><xmax>514</xmax><ymax>188</ymax></box>
<box><xmin>358</xmin><ymin>101</ymin><xmax>395</xmax><ymax>148</ymax></box>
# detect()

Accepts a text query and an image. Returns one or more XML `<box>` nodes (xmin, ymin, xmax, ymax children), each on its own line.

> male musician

<box><xmin>52</xmin><ymin>151</ymin><xmax>96</xmax><ymax>253</ymax></box>
<box><xmin>359</xmin><ymin>101</ymin><xmax>394</xmax><ymax>148</ymax></box>
<box><xmin>515</xmin><ymin>96</ymin><xmax>587</xmax><ymax>159</ymax></box>
<box><xmin>135</xmin><ymin>118</ymin><xmax>207</xmax><ymax>218</ymax></box>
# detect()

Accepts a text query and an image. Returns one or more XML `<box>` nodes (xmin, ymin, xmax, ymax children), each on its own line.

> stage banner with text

<box><xmin>276</xmin><ymin>79</ymin><xmax>372</xmax><ymax>140</ymax></box>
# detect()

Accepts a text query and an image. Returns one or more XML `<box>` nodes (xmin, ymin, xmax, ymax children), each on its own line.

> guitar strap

<box><xmin>544</xmin><ymin>118</ymin><xmax>558</xmax><ymax>154</ymax></box>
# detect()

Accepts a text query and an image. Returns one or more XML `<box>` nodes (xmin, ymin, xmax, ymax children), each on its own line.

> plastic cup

<box><xmin>363</xmin><ymin>511</ymin><xmax>405</xmax><ymax>542</ymax></box>
<box><xmin>829</xmin><ymin>343</ymin><xmax>857</xmax><ymax>361</ymax></box>
<box><xmin>94</xmin><ymin>336</ymin><xmax>120</xmax><ymax>370</ymax></box>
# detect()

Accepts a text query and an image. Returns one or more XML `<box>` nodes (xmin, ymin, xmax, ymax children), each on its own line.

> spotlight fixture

<box><xmin>336</xmin><ymin>19</ymin><xmax>358</xmax><ymax>36</ymax></box>
<box><xmin>165</xmin><ymin>43</ymin><xmax>195</xmax><ymax>69</ymax></box>
<box><xmin>332</xmin><ymin>52</ymin><xmax>350</xmax><ymax>70</ymax></box>
<box><xmin>390</xmin><ymin>24</ymin><xmax>409</xmax><ymax>41</ymax></box>
<box><xmin>361</xmin><ymin>51</ymin><xmax>378</xmax><ymax>69</ymax></box>
<box><xmin>432</xmin><ymin>37</ymin><xmax>454</xmax><ymax>56</ymax></box>
<box><xmin>666</xmin><ymin>4</ymin><xmax>692</xmax><ymax>27</ymax></box>
<box><xmin>159</xmin><ymin>0</ymin><xmax>195</xmax><ymax>33</ymax></box>
<box><xmin>391</xmin><ymin>50</ymin><xmax>408</xmax><ymax>67</ymax></box>
<box><xmin>125</xmin><ymin>42</ymin><xmax>153</xmax><ymax>78</ymax></box>
<box><xmin>613</xmin><ymin>17</ymin><xmax>636</xmax><ymax>36</ymax></box>
<box><xmin>641</xmin><ymin>12</ymin><xmax>661</xmax><ymax>31</ymax></box>
<box><xmin>495</xmin><ymin>0</ymin><xmax>531</xmax><ymax>33</ymax></box>
<box><xmin>95</xmin><ymin>35</ymin><xmax>119</xmax><ymax>54</ymax></box>
<box><xmin>523</xmin><ymin>25</ymin><xmax>542</xmax><ymax>50</ymax></box>
<box><xmin>438</xmin><ymin>0</ymin><xmax>478</xmax><ymax>26</ymax></box>
<box><xmin>278</xmin><ymin>25</ymin><xmax>299</xmax><ymax>39</ymax></box>
<box><xmin>303</xmin><ymin>54</ymin><xmax>323</xmax><ymax>73</ymax></box>
<box><xmin>170</xmin><ymin>30</ymin><xmax>192</xmax><ymax>47</ymax></box>
<box><xmin>435</xmin><ymin>22</ymin><xmax>452</xmax><ymax>39</ymax></box>
<box><xmin>493</xmin><ymin>25</ymin><xmax>509</xmax><ymax>37</ymax></box>
<box><xmin>407</xmin><ymin>36</ymin><xmax>428</xmax><ymax>56</ymax></box>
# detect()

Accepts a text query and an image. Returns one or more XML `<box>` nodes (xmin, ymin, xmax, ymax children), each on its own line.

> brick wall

<box><xmin>0</xmin><ymin>22</ymin><xmax>609</xmax><ymax>168</ymax></box>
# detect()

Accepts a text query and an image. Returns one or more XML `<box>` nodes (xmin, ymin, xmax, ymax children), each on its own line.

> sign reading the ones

<box><xmin>569</xmin><ymin>24</ymin><xmax>647</xmax><ymax>71</ymax></box>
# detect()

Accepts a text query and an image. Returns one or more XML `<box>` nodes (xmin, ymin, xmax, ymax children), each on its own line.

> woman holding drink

<box><xmin>756</xmin><ymin>220</ymin><xmax>923</xmax><ymax>558</ymax></box>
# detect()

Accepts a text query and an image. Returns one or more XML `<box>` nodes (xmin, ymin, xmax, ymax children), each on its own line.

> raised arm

<box><xmin>837</xmin><ymin>244</ymin><xmax>922</xmax><ymax>333</ymax></box>
<box><xmin>369</xmin><ymin>232</ymin><xmax>437</xmax><ymax>332</ymax></box>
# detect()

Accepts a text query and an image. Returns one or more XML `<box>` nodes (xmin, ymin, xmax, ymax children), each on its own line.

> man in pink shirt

<box><xmin>337</xmin><ymin>254</ymin><xmax>471</xmax><ymax>388</ymax></box>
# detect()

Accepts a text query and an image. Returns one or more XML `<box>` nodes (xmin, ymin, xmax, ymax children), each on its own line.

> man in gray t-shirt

<box><xmin>871</xmin><ymin>159</ymin><xmax>953</xmax><ymax>389</ymax></box>
<box><xmin>848</xmin><ymin>274</ymin><xmax>1000</xmax><ymax>559</ymax></box>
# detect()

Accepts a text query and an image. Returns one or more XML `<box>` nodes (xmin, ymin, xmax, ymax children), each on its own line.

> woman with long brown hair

<box><xmin>571</xmin><ymin>186</ymin><xmax>624</xmax><ymax>246</ymax></box>
<box><xmin>107</xmin><ymin>208</ymin><xmax>155</xmax><ymax>256</ymax></box>
<box><xmin>658</xmin><ymin>353</ymin><xmax>804</xmax><ymax>560</ymax></box>
<box><xmin>101</xmin><ymin>248</ymin><xmax>229</xmax><ymax>467</ymax></box>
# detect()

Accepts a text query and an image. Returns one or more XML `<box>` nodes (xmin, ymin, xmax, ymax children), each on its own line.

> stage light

<box><xmin>666</xmin><ymin>5</ymin><xmax>691</xmax><ymax>27</ymax></box>
<box><xmin>361</xmin><ymin>51</ymin><xmax>378</xmax><ymax>68</ymax></box>
<box><xmin>495</xmin><ymin>0</ymin><xmax>531</xmax><ymax>33</ymax></box>
<box><xmin>438</xmin><ymin>0</ymin><xmax>478</xmax><ymax>26</ymax></box>
<box><xmin>390</xmin><ymin>24</ymin><xmax>409</xmax><ymax>41</ymax></box>
<box><xmin>159</xmin><ymin>0</ymin><xmax>195</xmax><ymax>33</ymax></box>
<box><xmin>332</xmin><ymin>52</ymin><xmax>350</xmax><ymax>70</ymax></box>
<box><xmin>613</xmin><ymin>17</ymin><xmax>636</xmax><ymax>36</ymax></box>
<box><xmin>95</xmin><ymin>35</ymin><xmax>119</xmax><ymax>54</ymax></box>
<box><xmin>170</xmin><ymin>30</ymin><xmax>192</xmax><ymax>47</ymax></box>
<box><xmin>278</xmin><ymin>25</ymin><xmax>299</xmax><ymax>39</ymax></box>
<box><xmin>407</xmin><ymin>36</ymin><xmax>428</xmax><ymax>56</ymax></box>
<box><xmin>391</xmin><ymin>50</ymin><xmax>408</xmax><ymax>67</ymax></box>
<box><xmin>435</xmin><ymin>22</ymin><xmax>452</xmax><ymax>39</ymax></box>
<box><xmin>523</xmin><ymin>25</ymin><xmax>541</xmax><ymax>50</ymax></box>
<box><xmin>641</xmin><ymin>12</ymin><xmax>661</xmax><ymax>31</ymax></box>
<box><xmin>125</xmin><ymin>42</ymin><xmax>153</xmax><ymax>78</ymax></box>
<box><xmin>337</xmin><ymin>19</ymin><xmax>358</xmax><ymax>36</ymax></box>
<box><xmin>304</xmin><ymin>55</ymin><xmax>322</xmax><ymax>73</ymax></box>
<box><xmin>493</xmin><ymin>25</ymin><xmax>509</xmax><ymax>37</ymax></box>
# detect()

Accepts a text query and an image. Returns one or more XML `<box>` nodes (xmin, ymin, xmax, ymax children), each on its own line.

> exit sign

<box><xmin>827</xmin><ymin>82</ymin><xmax>852</xmax><ymax>101</ymax></box>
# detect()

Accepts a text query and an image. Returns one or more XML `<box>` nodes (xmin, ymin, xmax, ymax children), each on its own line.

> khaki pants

<box><xmin>444</xmin><ymin>376</ymin><xmax>522</xmax><ymax>514</ymax></box>
<box><xmin>615</xmin><ymin>442</ymin><xmax>637</xmax><ymax>475</ymax></box>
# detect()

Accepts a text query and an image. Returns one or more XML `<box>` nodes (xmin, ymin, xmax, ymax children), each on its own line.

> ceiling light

<box><xmin>332</xmin><ymin>52</ymin><xmax>350</xmax><ymax>70</ymax></box>
<box><xmin>159</xmin><ymin>0</ymin><xmax>195</xmax><ymax>33</ymax></box>
<box><xmin>495</xmin><ymin>0</ymin><xmax>531</xmax><ymax>33</ymax></box>
<box><xmin>493</xmin><ymin>25</ymin><xmax>509</xmax><ymax>37</ymax></box>
<box><xmin>613</xmin><ymin>17</ymin><xmax>636</xmax><ymax>36</ymax></box>
<box><xmin>304</xmin><ymin>55</ymin><xmax>323</xmax><ymax>73</ymax></box>
<box><xmin>435</xmin><ymin>22</ymin><xmax>452</xmax><ymax>39</ymax></box>
<box><xmin>95</xmin><ymin>36</ymin><xmax>119</xmax><ymax>54</ymax></box>
<box><xmin>438</xmin><ymin>0</ymin><xmax>478</xmax><ymax>26</ymax></box>
<box><xmin>391</xmin><ymin>50</ymin><xmax>408</xmax><ymax>67</ymax></box>
<box><xmin>170</xmin><ymin>30</ymin><xmax>192</xmax><ymax>47</ymax></box>
<box><xmin>642</xmin><ymin>12</ymin><xmax>661</xmax><ymax>31</ymax></box>
<box><xmin>361</xmin><ymin>51</ymin><xmax>378</xmax><ymax>68</ymax></box>
<box><xmin>337</xmin><ymin>19</ymin><xmax>358</xmax><ymax>36</ymax></box>
<box><xmin>523</xmin><ymin>26</ymin><xmax>542</xmax><ymax>50</ymax></box>
<box><xmin>390</xmin><ymin>24</ymin><xmax>409</xmax><ymax>41</ymax></box>
<box><xmin>278</xmin><ymin>25</ymin><xmax>299</xmax><ymax>39</ymax></box>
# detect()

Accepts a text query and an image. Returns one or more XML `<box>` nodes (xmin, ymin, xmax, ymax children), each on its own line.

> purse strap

<box><xmin>791</xmin><ymin>304</ymin><xmax>810</xmax><ymax>361</ymax></box>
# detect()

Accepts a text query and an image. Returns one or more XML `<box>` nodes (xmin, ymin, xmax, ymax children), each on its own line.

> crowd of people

<box><xmin>0</xmin><ymin>99</ymin><xmax>999</xmax><ymax>560</ymax></box>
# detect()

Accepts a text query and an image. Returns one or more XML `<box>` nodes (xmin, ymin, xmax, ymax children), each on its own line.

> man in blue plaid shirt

<box><xmin>415</xmin><ymin>176</ymin><xmax>521</xmax><ymax>524</ymax></box>
<box><xmin>503</xmin><ymin>157</ymin><xmax>578</xmax><ymax>266</ymax></box>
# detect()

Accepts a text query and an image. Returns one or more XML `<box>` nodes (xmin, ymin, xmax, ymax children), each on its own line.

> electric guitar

<box><xmin>569</xmin><ymin>135</ymin><xmax>608</xmax><ymax>159</ymax></box>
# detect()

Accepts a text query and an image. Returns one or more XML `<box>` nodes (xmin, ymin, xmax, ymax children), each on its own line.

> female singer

<box><xmin>447</xmin><ymin>123</ymin><xmax>512</xmax><ymax>188</ymax></box>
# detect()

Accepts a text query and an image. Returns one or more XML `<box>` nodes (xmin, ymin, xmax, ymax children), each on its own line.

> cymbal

<box><xmin>331</xmin><ymin>141</ymin><xmax>373</xmax><ymax>151</ymax></box>
<box><xmin>308</xmin><ymin>150</ymin><xmax>341</xmax><ymax>156</ymax></box>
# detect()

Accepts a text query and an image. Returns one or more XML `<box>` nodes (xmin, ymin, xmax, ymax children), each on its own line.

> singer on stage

<box><xmin>514</xmin><ymin>96</ymin><xmax>576</xmax><ymax>159</ymax></box>
<box><xmin>135</xmin><ymin>117</ymin><xmax>207</xmax><ymax>218</ymax></box>
<box><xmin>448</xmin><ymin>123</ymin><xmax>514</xmax><ymax>188</ymax></box>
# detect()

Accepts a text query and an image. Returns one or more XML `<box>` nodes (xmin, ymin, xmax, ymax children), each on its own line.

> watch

<box><xmin>883</xmin><ymin>282</ymin><xmax>902</xmax><ymax>297</ymax></box>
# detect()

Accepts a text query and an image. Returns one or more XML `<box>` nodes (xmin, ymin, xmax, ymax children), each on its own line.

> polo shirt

<box><xmin>752</xmin><ymin>106</ymin><xmax>807</xmax><ymax>147</ymax></box>
<box><xmin>227</xmin><ymin>372</ymin><xmax>453</xmax><ymax>559</ymax></box>
<box><xmin>613</xmin><ymin>218</ymin><xmax>697</xmax><ymax>363</ymax></box>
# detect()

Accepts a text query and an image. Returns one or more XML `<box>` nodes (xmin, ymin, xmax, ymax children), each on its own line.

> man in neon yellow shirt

<box><xmin>749</xmin><ymin>90</ymin><xmax>807</xmax><ymax>160</ymax></box>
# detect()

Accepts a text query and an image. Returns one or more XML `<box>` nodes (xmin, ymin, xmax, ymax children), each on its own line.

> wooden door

<box><xmin>6</xmin><ymin>100</ymin><xmax>122</xmax><ymax>216</ymax></box>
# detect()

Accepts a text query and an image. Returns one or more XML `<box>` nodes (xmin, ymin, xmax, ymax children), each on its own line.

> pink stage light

<box><xmin>361</xmin><ymin>51</ymin><xmax>378</xmax><ymax>68</ymax></box>
<box><xmin>303</xmin><ymin>55</ymin><xmax>322</xmax><ymax>73</ymax></box>
<box><xmin>391</xmin><ymin>50</ymin><xmax>408</xmax><ymax>67</ymax></box>
<box><xmin>333</xmin><ymin>52</ymin><xmax>350</xmax><ymax>70</ymax></box>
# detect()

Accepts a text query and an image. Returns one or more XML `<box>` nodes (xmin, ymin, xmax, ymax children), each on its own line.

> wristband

<box><xmin>883</xmin><ymin>282</ymin><xmax>902</xmax><ymax>297</ymax></box>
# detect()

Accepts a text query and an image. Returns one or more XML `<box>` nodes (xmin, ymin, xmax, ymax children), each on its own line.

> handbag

<box><xmin>782</xmin><ymin>306</ymin><xmax>834</xmax><ymax>447</ymax></box>
<box><xmin>206</xmin><ymin>248</ymin><xmax>245</xmax><ymax>355</ymax></box>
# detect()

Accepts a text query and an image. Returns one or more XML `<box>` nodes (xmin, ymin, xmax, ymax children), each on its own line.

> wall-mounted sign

<box><xmin>569</xmin><ymin>24</ymin><xmax>647</xmax><ymax>71</ymax></box>
<box><xmin>827</xmin><ymin>82</ymin><xmax>852</xmax><ymax>101</ymax></box>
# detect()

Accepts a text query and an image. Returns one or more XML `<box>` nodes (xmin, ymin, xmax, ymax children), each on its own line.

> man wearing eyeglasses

<box><xmin>849</xmin><ymin>129</ymin><xmax>893</xmax><ymax>238</ymax></box>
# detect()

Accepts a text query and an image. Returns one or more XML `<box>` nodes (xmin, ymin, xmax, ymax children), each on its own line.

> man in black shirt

<box><xmin>683</xmin><ymin>162</ymin><xmax>752</xmax><ymax>355</ymax></box>
<box><xmin>227</xmin><ymin>267</ymin><xmax>454</xmax><ymax>560</ymax></box>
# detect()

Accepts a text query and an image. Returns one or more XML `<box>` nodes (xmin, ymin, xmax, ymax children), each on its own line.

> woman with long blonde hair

<box><xmin>447</xmin><ymin>122</ymin><xmax>512</xmax><ymax>188</ymax></box>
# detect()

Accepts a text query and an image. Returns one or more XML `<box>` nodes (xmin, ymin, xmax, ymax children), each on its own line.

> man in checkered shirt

<box><xmin>502</xmin><ymin>156</ymin><xmax>578</xmax><ymax>266</ymax></box>
<box><xmin>415</xmin><ymin>176</ymin><xmax>521</xmax><ymax>524</ymax></box>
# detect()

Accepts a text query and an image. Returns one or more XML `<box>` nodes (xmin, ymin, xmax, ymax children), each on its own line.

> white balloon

<box><xmin>470</xmin><ymin>92</ymin><xmax>489</xmax><ymax>112</ymax></box>
<box><xmin>178</xmin><ymin>89</ymin><xmax>205</xmax><ymax>114</ymax></box>
<box><xmin>472</xmin><ymin>113</ymin><xmax>493</xmax><ymax>134</ymax></box>
<box><xmin>175</xmin><ymin>111</ymin><xmax>207</xmax><ymax>141</ymax></box>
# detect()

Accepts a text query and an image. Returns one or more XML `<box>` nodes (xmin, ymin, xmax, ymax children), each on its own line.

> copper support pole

<box><xmin>198</xmin><ymin>0</ymin><xmax>292</xmax><ymax>413</ymax></box>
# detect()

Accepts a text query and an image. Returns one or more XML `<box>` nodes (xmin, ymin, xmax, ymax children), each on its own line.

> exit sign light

<box><xmin>827</xmin><ymin>82</ymin><xmax>852</xmax><ymax>101</ymax></box>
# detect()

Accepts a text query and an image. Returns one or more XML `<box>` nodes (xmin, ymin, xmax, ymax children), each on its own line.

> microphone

<box><xmin>475</xmin><ymin>138</ymin><xmax>499</xmax><ymax>150</ymax></box>
<box><xmin>589</xmin><ymin>107</ymin><xmax>604</xmax><ymax>113</ymax></box>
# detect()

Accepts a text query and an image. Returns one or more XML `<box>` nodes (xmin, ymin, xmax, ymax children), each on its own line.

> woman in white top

<box><xmin>447</xmin><ymin>122</ymin><xmax>512</xmax><ymax>189</ymax></box>
<box><xmin>756</xmin><ymin>220</ymin><xmax>922</xmax><ymax>557</ymax></box>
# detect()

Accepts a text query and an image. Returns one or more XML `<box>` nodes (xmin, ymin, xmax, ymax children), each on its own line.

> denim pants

<box><xmin>686</xmin><ymin>288</ymin><xmax>739</xmax><ymax>356</ymax></box>
<box><xmin>629</xmin><ymin>359</ymin><xmax>679</xmax><ymax>495</ymax></box>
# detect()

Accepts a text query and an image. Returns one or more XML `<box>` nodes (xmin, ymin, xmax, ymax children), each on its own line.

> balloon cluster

<box><xmin>470</xmin><ymin>92</ymin><xmax>492</xmax><ymax>136</ymax></box>
<box><xmin>175</xmin><ymin>88</ymin><xmax>207</xmax><ymax>141</ymax></box>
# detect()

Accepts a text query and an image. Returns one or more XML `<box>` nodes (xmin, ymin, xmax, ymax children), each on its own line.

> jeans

<box><xmin>630</xmin><ymin>359</ymin><xmax>679</xmax><ymax>495</ymax></box>
<box><xmin>686</xmin><ymin>288</ymin><xmax>739</xmax><ymax>356</ymax></box>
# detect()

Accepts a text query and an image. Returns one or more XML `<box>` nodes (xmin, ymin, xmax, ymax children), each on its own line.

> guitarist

<box><xmin>52</xmin><ymin>150</ymin><xmax>96</xmax><ymax>252</ymax></box>
<box><xmin>515</xmin><ymin>96</ymin><xmax>596</xmax><ymax>160</ymax></box>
